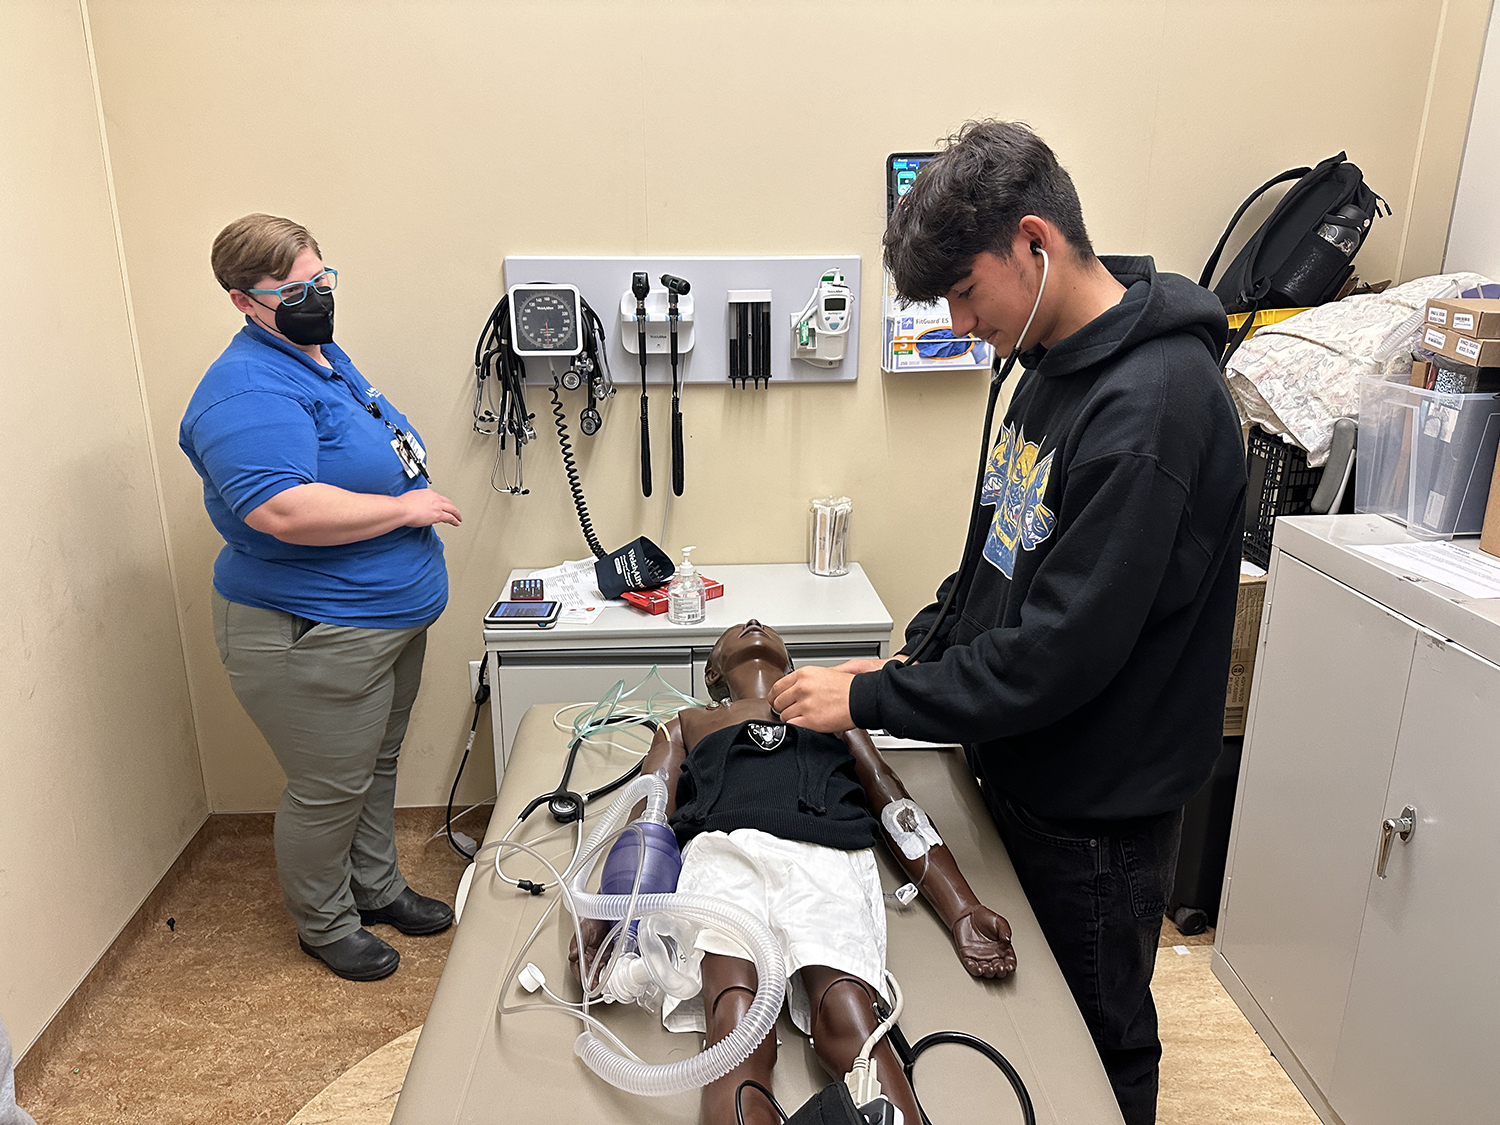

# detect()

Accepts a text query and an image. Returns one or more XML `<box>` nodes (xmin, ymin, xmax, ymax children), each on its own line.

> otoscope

<box><xmin>661</xmin><ymin>273</ymin><xmax>691</xmax><ymax>496</ymax></box>
<box><xmin>907</xmin><ymin>243</ymin><xmax>1050</xmax><ymax>664</ymax></box>
<box><xmin>632</xmin><ymin>272</ymin><xmax>652</xmax><ymax>497</ymax></box>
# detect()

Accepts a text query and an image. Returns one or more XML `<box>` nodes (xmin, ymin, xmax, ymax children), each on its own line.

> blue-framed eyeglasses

<box><xmin>246</xmin><ymin>268</ymin><xmax>338</xmax><ymax>306</ymax></box>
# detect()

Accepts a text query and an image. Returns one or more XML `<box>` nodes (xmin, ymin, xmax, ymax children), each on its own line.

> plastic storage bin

<box><xmin>1355</xmin><ymin>377</ymin><xmax>1500</xmax><ymax>539</ymax></box>
<box><xmin>1244</xmin><ymin>427</ymin><xmax>1324</xmax><ymax>568</ymax></box>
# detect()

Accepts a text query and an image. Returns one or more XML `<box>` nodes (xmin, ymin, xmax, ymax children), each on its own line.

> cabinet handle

<box><xmin>1375</xmin><ymin>805</ymin><xmax>1417</xmax><ymax>879</ymax></box>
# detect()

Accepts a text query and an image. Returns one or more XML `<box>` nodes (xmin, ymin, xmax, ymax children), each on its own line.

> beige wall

<box><xmin>0</xmin><ymin>1</ymin><xmax>208</xmax><ymax>1056</ymax></box>
<box><xmin>81</xmin><ymin>0</ymin><xmax>1489</xmax><ymax>814</ymax></box>
<box><xmin>1447</xmin><ymin>1</ymin><xmax>1500</xmax><ymax>274</ymax></box>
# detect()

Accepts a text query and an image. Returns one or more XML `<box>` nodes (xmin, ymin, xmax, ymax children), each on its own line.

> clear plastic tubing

<box><xmin>561</xmin><ymin>775</ymin><xmax>786</xmax><ymax>1096</ymax></box>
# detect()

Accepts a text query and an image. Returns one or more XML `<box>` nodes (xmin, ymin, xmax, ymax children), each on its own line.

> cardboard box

<box><xmin>621</xmin><ymin>576</ymin><xmax>724</xmax><ymax>615</ymax></box>
<box><xmin>1482</xmin><ymin>455</ymin><xmax>1500</xmax><ymax>560</ymax></box>
<box><xmin>1425</xmin><ymin>297</ymin><xmax>1500</xmax><ymax>339</ymax></box>
<box><xmin>1419</xmin><ymin>323</ymin><xmax>1500</xmax><ymax>367</ymax></box>
<box><xmin>1223</xmin><ymin>570</ymin><xmax>1267</xmax><ymax>737</ymax></box>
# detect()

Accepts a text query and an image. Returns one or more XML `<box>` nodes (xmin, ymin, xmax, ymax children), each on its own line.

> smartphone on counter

<box><xmin>484</xmin><ymin>599</ymin><xmax>561</xmax><ymax>628</ymax></box>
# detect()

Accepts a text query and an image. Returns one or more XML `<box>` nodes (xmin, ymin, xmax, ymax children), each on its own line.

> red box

<box><xmin>622</xmin><ymin>577</ymin><xmax>724</xmax><ymax>615</ymax></box>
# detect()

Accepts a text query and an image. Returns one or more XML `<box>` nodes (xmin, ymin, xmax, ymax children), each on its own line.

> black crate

<box><xmin>1244</xmin><ymin>426</ymin><xmax>1323</xmax><ymax>568</ymax></box>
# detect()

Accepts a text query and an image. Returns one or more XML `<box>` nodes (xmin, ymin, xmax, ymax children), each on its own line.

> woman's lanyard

<box><xmin>333</xmin><ymin>372</ymin><xmax>430</xmax><ymax>483</ymax></box>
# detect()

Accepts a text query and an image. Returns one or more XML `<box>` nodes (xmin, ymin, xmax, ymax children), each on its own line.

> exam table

<box><xmin>392</xmin><ymin>705</ymin><xmax>1123</xmax><ymax>1125</ymax></box>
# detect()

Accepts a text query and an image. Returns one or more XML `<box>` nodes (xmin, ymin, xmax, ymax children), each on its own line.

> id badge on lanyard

<box><xmin>335</xmin><ymin>371</ymin><xmax>432</xmax><ymax>482</ymax></box>
<box><xmin>391</xmin><ymin>430</ymin><xmax>428</xmax><ymax>480</ymax></box>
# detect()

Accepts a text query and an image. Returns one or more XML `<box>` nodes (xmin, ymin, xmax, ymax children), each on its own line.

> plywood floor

<box><xmin>15</xmin><ymin>811</ymin><xmax>1318</xmax><ymax>1125</ymax></box>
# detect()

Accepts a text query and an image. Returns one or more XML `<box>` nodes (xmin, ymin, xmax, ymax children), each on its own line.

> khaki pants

<box><xmin>213</xmin><ymin>591</ymin><xmax>430</xmax><ymax>945</ymax></box>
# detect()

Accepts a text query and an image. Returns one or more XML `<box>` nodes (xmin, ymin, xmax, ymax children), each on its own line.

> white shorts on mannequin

<box><xmin>661</xmin><ymin>827</ymin><xmax>888</xmax><ymax>1036</ymax></box>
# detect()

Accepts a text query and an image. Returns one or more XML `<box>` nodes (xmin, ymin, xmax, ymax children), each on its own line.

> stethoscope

<box><xmin>515</xmin><ymin>725</ymin><xmax>655</xmax><ymax>827</ymax></box>
<box><xmin>502</xmin><ymin>721</ymin><xmax>658</xmax><ymax>893</ymax></box>
<box><xmin>907</xmin><ymin>244</ymin><xmax>1049</xmax><ymax>663</ymax></box>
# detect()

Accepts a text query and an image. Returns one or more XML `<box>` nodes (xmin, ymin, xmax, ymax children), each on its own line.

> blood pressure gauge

<box><xmin>508</xmin><ymin>283</ymin><xmax>584</xmax><ymax>357</ymax></box>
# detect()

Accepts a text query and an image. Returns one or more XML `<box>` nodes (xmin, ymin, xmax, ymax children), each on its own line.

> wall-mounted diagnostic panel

<box><xmin>507</xmin><ymin>283</ymin><xmax>583</xmax><ymax>357</ymax></box>
<box><xmin>503</xmin><ymin>256</ymin><xmax>862</xmax><ymax>384</ymax></box>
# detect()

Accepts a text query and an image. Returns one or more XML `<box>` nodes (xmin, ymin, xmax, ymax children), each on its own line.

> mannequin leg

<box><xmin>701</xmin><ymin>952</ymin><xmax>779</xmax><ymax>1125</ymax></box>
<box><xmin>801</xmin><ymin>965</ymin><xmax>920</xmax><ymax>1125</ymax></box>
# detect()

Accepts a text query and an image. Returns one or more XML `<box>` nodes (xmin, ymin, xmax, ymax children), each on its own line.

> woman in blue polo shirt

<box><xmin>181</xmin><ymin>214</ymin><xmax>461</xmax><ymax>981</ymax></box>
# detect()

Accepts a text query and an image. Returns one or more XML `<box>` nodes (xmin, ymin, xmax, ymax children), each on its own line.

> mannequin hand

<box><xmin>567</xmin><ymin>917</ymin><xmax>611</xmax><ymax>986</ymax></box>
<box><xmin>401</xmin><ymin>488</ymin><xmax>462</xmax><ymax>528</ymax></box>
<box><xmin>771</xmin><ymin>666</ymin><xmax>854</xmax><ymax>732</ymax></box>
<box><xmin>952</xmin><ymin>905</ymin><xmax>1016</xmax><ymax>979</ymax></box>
<box><xmin>829</xmin><ymin>654</ymin><xmax>909</xmax><ymax>675</ymax></box>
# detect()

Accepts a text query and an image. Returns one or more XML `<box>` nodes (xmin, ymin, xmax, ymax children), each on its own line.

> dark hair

<box><xmin>883</xmin><ymin>121</ymin><xmax>1094</xmax><ymax>304</ymax></box>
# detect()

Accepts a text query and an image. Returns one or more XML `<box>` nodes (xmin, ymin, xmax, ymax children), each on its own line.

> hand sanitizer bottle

<box><xmin>667</xmin><ymin>546</ymin><xmax>706</xmax><ymax>625</ymax></box>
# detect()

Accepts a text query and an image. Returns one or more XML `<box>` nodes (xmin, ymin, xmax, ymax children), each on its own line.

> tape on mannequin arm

<box><xmin>880</xmin><ymin>798</ymin><xmax>942</xmax><ymax>860</ymax></box>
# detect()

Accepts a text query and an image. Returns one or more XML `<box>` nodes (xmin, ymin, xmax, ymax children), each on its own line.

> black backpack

<box><xmin>1200</xmin><ymin>152</ymin><xmax>1388</xmax><ymax>366</ymax></box>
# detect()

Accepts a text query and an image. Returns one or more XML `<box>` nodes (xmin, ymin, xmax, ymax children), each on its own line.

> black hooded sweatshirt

<box><xmin>849</xmin><ymin>256</ymin><xmax>1246</xmax><ymax>821</ymax></box>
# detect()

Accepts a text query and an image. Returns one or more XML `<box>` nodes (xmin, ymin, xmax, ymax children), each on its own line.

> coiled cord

<box><xmin>550</xmin><ymin>380</ymin><xmax>606</xmax><ymax>559</ymax></box>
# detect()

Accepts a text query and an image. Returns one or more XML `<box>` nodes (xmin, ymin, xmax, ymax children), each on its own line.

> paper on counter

<box><xmin>1355</xmin><ymin>540</ymin><xmax>1500</xmax><ymax>600</ymax></box>
<box><xmin>524</xmin><ymin>557</ymin><xmax>620</xmax><ymax>624</ymax></box>
<box><xmin>868</xmin><ymin>730</ymin><xmax>963</xmax><ymax>752</ymax></box>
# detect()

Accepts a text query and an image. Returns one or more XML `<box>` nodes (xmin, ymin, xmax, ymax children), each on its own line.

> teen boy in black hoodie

<box><xmin>773</xmin><ymin>121</ymin><xmax>1246</xmax><ymax>1125</ymax></box>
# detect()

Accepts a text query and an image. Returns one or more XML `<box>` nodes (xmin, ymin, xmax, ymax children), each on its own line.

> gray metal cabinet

<box><xmin>1328</xmin><ymin>632</ymin><xmax>1500</xmax><ymax>1125</ymax></box>
<box><xmin>1216</xmin><ymin>554</ymin><xmax>1417</xmax><ymax>1091</ymax></box>
<box><xmin>1215</xmin><ymin>516</ymin><xmax>1500</xmax><ymax>1125</ymax></box>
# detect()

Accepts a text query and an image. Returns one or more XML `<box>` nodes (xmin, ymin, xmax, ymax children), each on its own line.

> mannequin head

<box><xmin>703</xmin><ymin>621</ymin><xmax>794</xmax><ymax>703</ymax></box>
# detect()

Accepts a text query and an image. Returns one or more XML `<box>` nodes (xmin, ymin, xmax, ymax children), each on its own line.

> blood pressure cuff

<box><xmin>785</xmin><ymin>1081</ymin><xmax>874</xmax><ymax>1124</ymax></box>
<box><xmin>594</xmin><ymin>536</ymin><xmax>674</xmax><ymax>599</ymax></box>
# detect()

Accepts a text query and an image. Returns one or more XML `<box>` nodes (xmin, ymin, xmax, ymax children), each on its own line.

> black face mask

<box><xmin>256</xmin><ymin>288</ymin><xmax>335</xmax><ymax>346</ymax></box>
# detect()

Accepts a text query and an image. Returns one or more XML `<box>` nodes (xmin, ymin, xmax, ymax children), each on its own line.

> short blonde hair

<box><xmin>211</xmin><ymin>213</ymin><xmax>321</xmax><ymax>292</ymax></box>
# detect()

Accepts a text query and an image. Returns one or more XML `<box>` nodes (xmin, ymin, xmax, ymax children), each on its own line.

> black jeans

<box><xmin>985</xmin><ymin>788</ymin><xmax>1182</xmax><ymax>1125</ymax></box>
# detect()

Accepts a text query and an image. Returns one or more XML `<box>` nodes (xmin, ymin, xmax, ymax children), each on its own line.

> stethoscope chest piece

<box><xmin>548</xmin><ymin>791</ymin><xmax>585</xmax><ymax>824</ymax></box>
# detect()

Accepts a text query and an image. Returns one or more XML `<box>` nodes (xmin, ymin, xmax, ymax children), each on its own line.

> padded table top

<box><xmin>393</xmin><ymin>706</ymin><xmax>1122</xmax><ymax>1125</ymax></box>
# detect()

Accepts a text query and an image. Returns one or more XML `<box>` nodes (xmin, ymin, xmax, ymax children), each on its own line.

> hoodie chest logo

<box><xmin>745</xmin><ymin>722</ymin><xmax>787</xmax><ymax>752</ymax></box>
<box><xmin>981</xmin><ymin>422</ymin><xmax>1056</xmax><ymax>579</ymax></box>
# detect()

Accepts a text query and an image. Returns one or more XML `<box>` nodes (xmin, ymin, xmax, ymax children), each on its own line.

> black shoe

<box><xmin>299</xmin><ymin>929</ymin><xmax>400</xmax><ymax>981</ymax></box>
<box><xmin>359</xmin><ymin>887</ymin><xmax>454</xmax><ymax>936</ymax></box>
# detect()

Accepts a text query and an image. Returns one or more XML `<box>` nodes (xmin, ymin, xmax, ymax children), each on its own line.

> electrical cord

<box><xmin>549</xmin><ymin>379</ymin><xmax>607</xmax><ymax>559</ymax></box>
<box><xmin>445</xmin><ymin>657</ymin><xmax>492</xmax><ymax>860</ymax></box>
<box><xmin>872</xmin><ymin>990</ymin><xmax>1035</xmax><ymax>1125</ymax></box>
<box><xmin>902</xmin><ymin>1031</ymin><xmax>1035</xmax><ymax>1125</ymax></box>
<box><xmin>734</xmin><ymin>1079</ymin><xmax>788</xmax><ymax>1125</ymax></box>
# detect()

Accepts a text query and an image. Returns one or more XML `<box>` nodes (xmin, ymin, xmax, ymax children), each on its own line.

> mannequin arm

<box><xmin>840</xmin><ymin>728</ymin><xmax>1016</xmax><ymax>979</ymax></box>
<box><xmin>632</xmin><ymin>716</ymin><xmax>687</xmax><ymax>819</ymax></box>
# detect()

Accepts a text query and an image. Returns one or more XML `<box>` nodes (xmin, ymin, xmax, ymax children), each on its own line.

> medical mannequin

<box><xmin>572</xmin><ymin>621</ymin><xmax>1015</xmax><ymax>1125</ymax></box>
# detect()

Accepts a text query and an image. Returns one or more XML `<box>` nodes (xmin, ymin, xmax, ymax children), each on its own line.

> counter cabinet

<box><xmin>1215</xmin><ymin>515</ymin><xmax>1500</xmax><ymax>1125</ymax></box>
